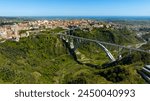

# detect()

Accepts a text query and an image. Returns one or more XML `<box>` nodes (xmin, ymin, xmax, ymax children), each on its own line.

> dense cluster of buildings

<box><xmin>0</xmin><ymin>19</ymin><xmax>114</xmax><ymax>42</ymax></box>
<box><xmin>0</xmin><ymin>24</ymin><xmax>18</xmax><ymax>40</ymax></box>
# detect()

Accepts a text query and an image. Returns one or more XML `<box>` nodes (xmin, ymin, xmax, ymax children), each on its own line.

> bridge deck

<box><xmin>58</xmin><ymin>33</ymin><xmax>150</xmax><ymax>54</ymax></box>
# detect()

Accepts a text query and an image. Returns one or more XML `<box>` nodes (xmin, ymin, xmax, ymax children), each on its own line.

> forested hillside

<box><xmin>0</xmin><ymin>27</ymin><xmax>148</xmax><ymax>84</ymax></box>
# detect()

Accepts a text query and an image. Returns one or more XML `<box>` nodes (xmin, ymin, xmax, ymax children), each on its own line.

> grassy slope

<box><xmin>0</xmin><ymin>28</ymin><xmax>146</xmax><ymax>84</ymax></box>
<box><xmin>74</xmin><ymin>27</ymin><xmax>140</xmax><ymax>45</ymax></box>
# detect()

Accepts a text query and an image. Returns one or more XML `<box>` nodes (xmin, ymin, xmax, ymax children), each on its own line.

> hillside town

<box><xmin>0</xmin><ymin>19</ymin><xmax>114</xmax><ymax>42</ymax></box>
<box><xmin>1</xmin><ymin>19</ymin><xmax>150</xmax><ymax>43</ymax></box>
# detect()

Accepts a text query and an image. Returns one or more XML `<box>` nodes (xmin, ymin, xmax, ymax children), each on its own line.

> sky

<box><xmin>0</xmin><ymin>0</ymin><xmax>150</xmax><ymax>16</ymax></box>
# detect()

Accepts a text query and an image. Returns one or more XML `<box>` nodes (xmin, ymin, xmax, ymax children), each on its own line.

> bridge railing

<box><xmin>58</xmin><ymin>32</ymin><xmax>150</xmax><ymax>54</ymax></box>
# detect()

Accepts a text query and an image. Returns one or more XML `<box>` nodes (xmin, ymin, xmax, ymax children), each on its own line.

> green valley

<box><xmin>0</xmin><ymin>26</ymin><xmax>149</xmax><ymax>84</ymax></box>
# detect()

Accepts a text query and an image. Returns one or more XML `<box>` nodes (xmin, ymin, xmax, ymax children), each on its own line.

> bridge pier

<box><xmin>58</xmin><ymin>29</ymin><xmax>149</xmax><ymax>63</ymax></box>
<box><xmin>73</xmin><ymin>38</ymin><xmax>81</xmax><ymax>51</ymax></box>
<box><xmin>60</xmin><ymin>34</ymin><xmax>116</xmax><ymax>62</ymax></box>
<box><xmin>117</xmin><ymin>47</ymin><xmax>123</xmax><ymax>60</ymax></box>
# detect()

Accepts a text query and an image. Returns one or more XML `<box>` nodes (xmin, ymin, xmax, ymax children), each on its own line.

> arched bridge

<box><xmin>57</xmin><ymin>29</ymin><xmax>150</xmax><ymax>62</ymax></box>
